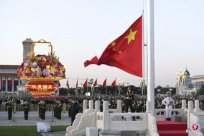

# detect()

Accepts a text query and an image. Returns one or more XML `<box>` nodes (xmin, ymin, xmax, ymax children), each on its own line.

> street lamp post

<box><xmin>157</xmin><ymin>89</ymin><xmax>161</xmax><ymax>97</ymax></box>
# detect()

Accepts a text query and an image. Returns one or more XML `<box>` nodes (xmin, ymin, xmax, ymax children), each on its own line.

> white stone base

<box><xmin>86</xmin><ymin>127</ymin><xmax>98</xmax><ymax>136</ymax></box>
<box><xmin>36</xmin><ymin>122</ymin><xmax>51</xmax><ymax>132</ymax></box>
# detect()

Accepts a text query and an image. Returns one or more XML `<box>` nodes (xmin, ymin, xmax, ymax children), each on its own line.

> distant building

<box><xmin>0</xmin><ymin>65</ymin><xmax>21</xmax><ymax>92</ymax></box>
<box><xmin>191</xmin><ymin>75</ymin><xmax>204</xmax><ymax>89</ymax></box>
<box><xmin>0</xmin><ymin>38</ymin><xmax>34</xmax><ymax>93</ymax></box>
<box><xmin>176</xmin><ymin>68</ymin><xmax>204</xmax><ymax>95</ymax></box>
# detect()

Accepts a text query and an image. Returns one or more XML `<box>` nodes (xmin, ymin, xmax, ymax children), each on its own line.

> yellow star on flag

<box><xmin>125</xmin><ymin>29</ymin><xmax>137</xmax><ymax>44</ymax></box>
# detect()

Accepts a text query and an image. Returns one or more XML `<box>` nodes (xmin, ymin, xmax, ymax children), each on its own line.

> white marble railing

<box><xmin>108</xmin><ymin>109</ymin><xmax>118</xmax><ymax>113</ymax></box>
<box><xmin>67</xmin><ymin>99</ymin><xmax>160</xmax><ymax>136</ymax></box>
<box><xmin>65</xmin><ymin>113</ymin><xmax>83</xmax><ymax>136</ymax></box>
<box><xmin>96</xmin><ymin>101</ymin><xmax>159</xmax><ymax>135</ymax></box>
<box><xmin>109</xmin><ymin>112</ymin><xmax>147</xmax><ymax>131</ymax></box>
<box><xmin>65</xmin><ymin>100</ymin><xmax>96</xmax><ymax>136</ymax></box>
<box><xmin>188</xmin><ymin>112</ymin><xmax>203</xmax><ymax>136</ymax></box>
<box><xmin>71</xmin><ymin>111</ymin><xmax>96</xmax><ymax>136</ymax></box>
<box><xmin>96</xmin><ymin>111</ymin><xmax>148</xmax><ymax>133</ymax></box>
<box><xmin>96</xmin><ymin>112</ymin><xmax>104</xmax><ymax>129</ymax></box>
<box><xmin>187</xmin><ymin>100</ymin><xmax>204</xmax><ymax>136</ymax></box>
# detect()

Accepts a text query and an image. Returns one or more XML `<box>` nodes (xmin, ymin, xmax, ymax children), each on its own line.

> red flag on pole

<box><xmin>84</xmin><ymin>16</ymin><xmax>143</xmax><ymax>77</ymax></box>
<box><xmin>66</xmin><ymin>80</ymin><xmax>69</xmax><ymax>89</ymax></box>
<box><xmin>76</xmin><ymin>79</ymin><xmax>78</xmax><ymax>89</ymax></box>
<box><xmin>93</xmin><ymin>79</ymin><xmax>97</xmax><ymax>88</ymax></box>
<box><xmin>83</xmin><ymin>79</ymin><xmax>88</xmax><ymax>88</ymax></box>
<box><xmin>103</xmin><ymin>79</ymin><xmax>107</xmax><ymax>88</ymax></box>
<box><xmin>111</xmin><ymin>79</ymin><xmax>116</xmax><ymax>88</ymax></box>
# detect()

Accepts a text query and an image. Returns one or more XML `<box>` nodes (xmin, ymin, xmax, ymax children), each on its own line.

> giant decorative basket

<box><xmin>17</xmin><ymin>39</ymin><xmax>65</xmax><ymax>96</ymax></box>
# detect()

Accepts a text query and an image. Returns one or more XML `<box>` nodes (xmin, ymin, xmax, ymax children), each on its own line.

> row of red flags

<box><xmin>64</xmin><ymin>79</ymin><xmax>116</xmax><ymax>89</ymax></box>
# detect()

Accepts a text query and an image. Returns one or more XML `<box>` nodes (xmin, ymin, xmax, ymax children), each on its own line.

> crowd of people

<box><xmin>0</xmin><ymin>87</ymin><xmax>204</xmax><ymax>121</ymax></box>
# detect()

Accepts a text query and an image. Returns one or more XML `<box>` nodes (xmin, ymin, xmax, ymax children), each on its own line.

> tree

<box><xmin>197</xmin><ymin>85</ymin><xmax>204</xmax><ymax>95</ymax></box>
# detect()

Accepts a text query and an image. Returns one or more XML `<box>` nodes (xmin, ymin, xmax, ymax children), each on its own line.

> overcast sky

<box><xmin>0</xmin><ymin>0</ymin><xmax>203</xmax><ymax>88</ymax></box>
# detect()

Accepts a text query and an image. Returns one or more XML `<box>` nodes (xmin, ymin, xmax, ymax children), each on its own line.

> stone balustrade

<box><xmin>187</xmin><ymin>100</ymin><xmax>204</xmax><ymax>136</ymax></box>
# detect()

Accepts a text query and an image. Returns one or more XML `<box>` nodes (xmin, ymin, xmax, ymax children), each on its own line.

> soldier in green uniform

<box><xmin>125</xmin><ymin>87</ymin><xmax>134</xmax><ymax>112</ymax></box>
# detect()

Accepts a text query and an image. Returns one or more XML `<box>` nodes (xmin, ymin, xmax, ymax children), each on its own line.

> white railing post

<box><xmin>117</xmin><ymin>100</ymin><xmax>122</xmax><ymax>113</ymax></box>
<box><xmin>181</xmin><ymin>99</ymin><xmax>187</xmax><ymax>116</ymax></box>
<box><xmin>182</xmin><ymin>100</ymin><xmax>186</xmax><ymax>109</ymax></box>
<box><xmin>194</xmin><ymin>100</ymin><xmax>201</xmax><ymax>113</ymax></box>
<box><xmin>187</xmin><ymin>101</ymin><xmax>193</xmax><ymax>131</ymax></box>
<box><xmin>95</xmin><ymin>100</ymin><xmax>100</xmax><ymax>112</ymax></box>
<box><xmin>83</xmin><ymin>99</ymin><xmax>88</xmax><ymax>113</ymax></box>
<box><xmin>103</xmin><ymin>101</ymin><xmax>109</xmax><ymax>130</ymax></box>
<box><xmin>89</xmin><ymin>100</ymin><xmax>93</xmax><ymax>110</ymax></box>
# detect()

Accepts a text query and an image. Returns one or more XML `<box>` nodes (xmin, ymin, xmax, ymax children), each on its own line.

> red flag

<box><xmin>83</xmin><ymin>79</ymin><xmax>88</xmax><ymax>88</ymax></box>
<box><xmin>93</xmin><ymin>79</ymin><xmax>97</xmax><ymax>88</ymax></box>
<box><xmin>84</xmin><ymin>56</ymin><xmax>99</xmax><ymax>67</ymax></box>
<box><xmin>111</xmin><ymin>79</ymin><xmax>116</xmax><ymax>88</ymax></box>
<box><xmin>66</xmin><ymin>80</ymin><xmax>69</xmax><ymax>89</ymax></box>
<box><xmin>84</xmin><ymin>16</ymin><xmax>143</xmax><ymax>77</ymax></box>
<box><xmin>103</xmin><ymin>79</ymin><xmax>107</xmax><ymax>88</ymax></box>
<box><xmin>76</xmin><ymin>79</ymin><xmax>78</xmax><ymax>89</ymax></box>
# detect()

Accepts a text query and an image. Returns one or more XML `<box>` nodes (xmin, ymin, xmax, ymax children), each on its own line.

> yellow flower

<box><xmin>50</xmin><ymin>66</ymin><xmax>56</xmax><ymax>72</ymax></box>
<box><xmin>31</xmin><ymin>68</ymin><xmax>35</xmax><ymax>72</ymax></box>
<box><xmin>46</xmin><ymin>65</ymin><xmax>50</xmax><ymax>69</ymax></box>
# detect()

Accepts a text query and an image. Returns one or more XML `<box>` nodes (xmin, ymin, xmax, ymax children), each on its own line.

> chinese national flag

<box><xmin>111</xmin><ymin>79</ymin><xmax>116</xmax><ymax>88</ymax></box>
<box><xmin>103</xmin><ymin>79</ymin><xmax>107</xmax><ymax>88</ymax></box>
<box><xmin>93</xmin><ymin>79</ymin><xmax>97</xmax><ymax>88</ymax></box>
<box><xmin>83</xmin><ymin>79</ymin><xmax>88</xmax><ymax>88</ymax></box>
<box><xmin>66</xmin><ymin>80</ymin><xmax>69</xmax><ymax>89</ymax></box>
<box><xmin>84</xmin><ymin>16</ymin><xmax>143</xmax><ymax>77</ymax></box>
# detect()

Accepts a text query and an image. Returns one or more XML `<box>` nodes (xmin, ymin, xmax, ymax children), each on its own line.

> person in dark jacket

<box><xmin>69</xmin><ymin>100</ymin><xmax>80</xmax><ymax>125</ymax></box>
<box><xmin>125</xmin><ymin>87</ymin><xmax>134</xmax><ymax>112</ymax></box>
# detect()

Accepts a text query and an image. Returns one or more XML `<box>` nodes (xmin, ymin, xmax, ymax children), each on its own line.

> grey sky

<box><xmin>0</xmin><ymin>0</ymin><xmax>203</xmax><ymax>87</ymax></box>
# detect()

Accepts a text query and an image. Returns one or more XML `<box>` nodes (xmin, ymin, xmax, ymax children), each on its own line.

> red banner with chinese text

<box><xmin>26</xmin><ymin>80</ymin><xmax>57</xmax><ymax>96</ymax></box>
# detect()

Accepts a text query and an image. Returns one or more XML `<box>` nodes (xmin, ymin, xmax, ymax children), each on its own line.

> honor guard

<box><xmin>162</xmin><ymin>91</ymin><xmax>174</xmax><ymax>121</ymax></box>
<box><xmin>125</xmin><ymin>87</ymin><xmax>134</xmax><ymax>112</ymax></box>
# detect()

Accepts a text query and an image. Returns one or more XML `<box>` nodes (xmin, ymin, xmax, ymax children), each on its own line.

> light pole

<box><xmin>139</xmin><ymin>78</ymin><xmax>145</xmax><ymax>96</ymax></box>
<box><xmin>157</xmin><ymin>89</ymin><xmax>161</xmax><ymax>97</ymax></box>
<box><xmin>169</xmin><ymin>88</ymin><xmax>173</xmax><ymax>94</ymax></box>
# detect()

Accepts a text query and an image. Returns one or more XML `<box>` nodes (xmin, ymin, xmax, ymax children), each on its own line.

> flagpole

<box><xmin>147</xmin><ymin>0</ymin><xmax>155</xmax><ymax>114</ymax></box>
<box><xmin>115</xmin><ymin>86</ymin><xmax>116</xmax><ymax>96</ymax></box>
<box><xmin>115</xmin><ymin>78</ymin><xmax>116</xmax><ymax>96</ymax></box>
<box><xmin>141</xmin><ymin>10</ymin><xmax>145</xmax><ymax>97</ymax></box>
<box><xmin>105</xmin><ymin>86</ymin><xmax>107</xmax><ymax>96</ymax></box>
<box><xmin>142</xmin><ymin>11</ymin><xmax>145</xmax><ymax>81</ymax></box>
<box><xmin>105</xmin><ymin>78</ymin><xmax>107</xmax><ymax>96</ymax></box>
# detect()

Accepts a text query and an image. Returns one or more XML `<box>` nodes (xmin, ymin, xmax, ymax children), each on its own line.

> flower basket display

<box><xmin>17</xmin><ymin>39</ymin><xmax>66</xmax><ymax>96</ymax></box>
